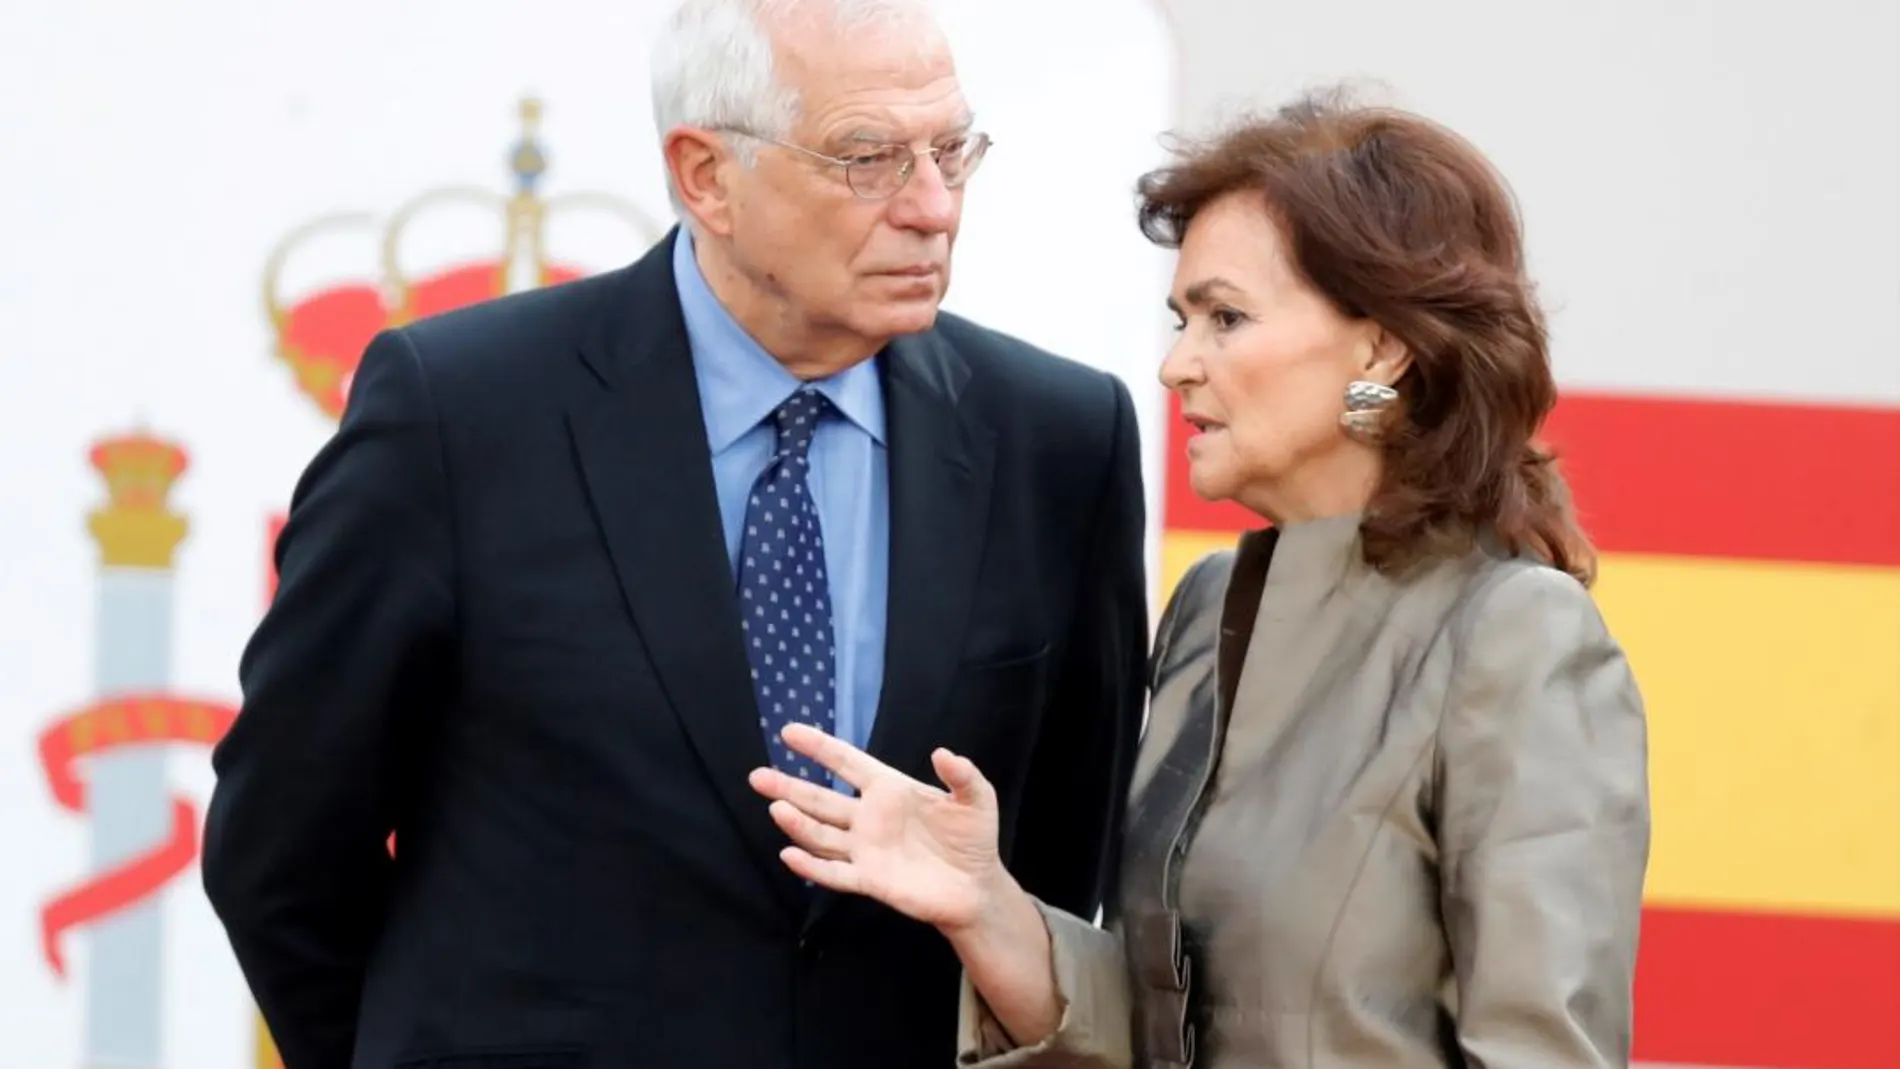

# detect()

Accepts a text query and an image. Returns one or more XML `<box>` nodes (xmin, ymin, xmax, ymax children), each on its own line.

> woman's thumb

<box><xmin>931</xmin><ymin>748</ymin><xmax>992</xmax><ymax>808</ymax></box>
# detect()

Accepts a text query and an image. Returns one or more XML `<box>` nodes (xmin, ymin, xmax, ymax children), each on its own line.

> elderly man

<box><xmin>201</xmin><ymin>1</ymin><xmax>1148</xmax><ymax>1067</ymax></box>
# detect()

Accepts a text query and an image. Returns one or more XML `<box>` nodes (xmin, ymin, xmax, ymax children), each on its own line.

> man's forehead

<box><xmin>773</xmin><ymin>14</ymin><xmax>956</xmax><ymax>85</ymax></box>
<box><xmin>771</xmin><ymin>5</ymin><xmax>948</xmax><ymax>69</ymax></box>
<box><xmin>821</xmin><ymin>103</ymin><xmax>973</xmax><ymax>143</ymax></box>
<box><xmin>792</xmin><ymin>67</ymin><xmax>970</xmax><ymax>140</ymax></box>
<box><xmin>769</xmin><ymin>11</ymin><xmax>967</xmax><ymax>136</ymax></box>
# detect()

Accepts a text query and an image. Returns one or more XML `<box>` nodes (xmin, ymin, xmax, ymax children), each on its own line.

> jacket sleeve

<box><xmin>201</xmin><ymin>327</ymin><xmax>456</xmax><ymax>1069</ymax></box>
<box><xmin>1437</xmin><ymin>565</ymin><xmax>1652</xmax><ymax>1069</ymax></box>
<box><xmin>955</xmin><ymin>901</ymin><xmax>1134</xmax><ymax>1069</ymax></box>
<box><xmin>1004</xmin><ymin>371</ymin><xmax>1148</xmax><ymax>922</ymax></box>
<box><xmin>952</xmin><ymin>546</ymin><xmax>1227</xmax><ymax>1069</ymax></box>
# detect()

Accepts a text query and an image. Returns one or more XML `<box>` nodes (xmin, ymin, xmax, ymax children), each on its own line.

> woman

<box><xmin>748</xmin><ymin>87</ymin><xmax>1650</xmax><ymax>1069</ymax></box>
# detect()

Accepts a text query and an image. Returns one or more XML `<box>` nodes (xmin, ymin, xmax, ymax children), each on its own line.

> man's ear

<box><xmin>663</xmin><ymin>126</ymin><xmax>737</xmax><ymax>237</ymax></box>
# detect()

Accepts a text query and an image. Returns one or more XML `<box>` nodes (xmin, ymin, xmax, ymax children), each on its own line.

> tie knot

<box><xmin>770</xmin><ymin>388</ymin><xmax>831</xmax><ymax>461</ymax></box>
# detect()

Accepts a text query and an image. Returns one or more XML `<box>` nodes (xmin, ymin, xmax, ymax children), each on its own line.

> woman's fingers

<box><xmin>747</xmin><ymin>767</ymin><xmax>857</xmax><ymax>829</ymax></box>
<box><xmin>769</xmin><ymin>799</ymin><xmax>851</xmax><ymax>861</ymax></box>
<box><xmin>781</xmin><ymin>846</ymin><xmax>862</xmax><ymax>895</ymax></box>
<box><xmin>780</xmin><ymin>723</ymin><xmax>907</xmax><ymax>793</ymax></box>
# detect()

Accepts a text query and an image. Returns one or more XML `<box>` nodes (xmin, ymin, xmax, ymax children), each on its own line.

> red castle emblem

<box><xmin>261</xmin><ymin>95</ymin><xmax>664</xmax><ymax>420</ymax></box>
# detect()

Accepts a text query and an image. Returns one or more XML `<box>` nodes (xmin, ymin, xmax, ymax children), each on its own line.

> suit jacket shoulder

<box><xmin>389</xmin><ymin>266</ymin><xmax>633</xmax><ymax>412</ymax></box>
<box><xmin>932</xmin><ymin>312</ymin><xmax>1131</xmax><ymax>439</ymax></box>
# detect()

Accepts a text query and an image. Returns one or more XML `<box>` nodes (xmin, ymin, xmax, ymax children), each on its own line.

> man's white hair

<box><xmin>650</xmin><ymin>0</ymin><xmax>941</xmax><ymax>214</ymax></box>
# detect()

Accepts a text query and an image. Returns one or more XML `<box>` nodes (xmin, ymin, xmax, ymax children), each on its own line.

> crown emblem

<box><xmin>262</xmin><ymin>96</ymin><xmax>665</xmax><ymax>420</ymax></box>
<box><xmin>85</xmin><ymin>429</ymin><xmax>191</xmax><ymax>569</ymax></box>
<box><xmin>89</xmin><ymin>430</ymin><xmax>189</xmax><ymax>511</ymax></box>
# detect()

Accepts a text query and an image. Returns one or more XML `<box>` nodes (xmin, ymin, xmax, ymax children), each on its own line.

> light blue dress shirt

<box><xmin>672</xmin><ymin>229</ymin><xmax>890</xmax><ymax>778</ymax></box>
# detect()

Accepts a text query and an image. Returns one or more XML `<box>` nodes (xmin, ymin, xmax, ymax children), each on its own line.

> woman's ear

<box><xmin>1360</xmin><ymin>324</ymin><xmax>1413</xmax><ymax>386</ymax></box>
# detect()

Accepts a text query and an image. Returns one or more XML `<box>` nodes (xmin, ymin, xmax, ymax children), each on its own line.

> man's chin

<box><xmin>858</xmin><ymin>300</ymin><xmax>943</xmax><ymax>339</ymax></box>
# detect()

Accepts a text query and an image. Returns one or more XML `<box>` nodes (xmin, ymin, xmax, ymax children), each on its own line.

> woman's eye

<box><xmin>1211</xmin><ymin>307</ymin><xmax>1246</xmax><ymax>329</ymax></box>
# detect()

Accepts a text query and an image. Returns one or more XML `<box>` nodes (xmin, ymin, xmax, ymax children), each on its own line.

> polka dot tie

<box><xmin>739</xmin><ymin>388</ymin><xmax>838</xmax><ymax>783</ymax></box>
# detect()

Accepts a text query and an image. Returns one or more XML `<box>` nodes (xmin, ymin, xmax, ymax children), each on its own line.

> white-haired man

<box><xmin>202</xmin><ymin>2</ymin><xmax>1148</xmax><ymax>1066</ymax></box>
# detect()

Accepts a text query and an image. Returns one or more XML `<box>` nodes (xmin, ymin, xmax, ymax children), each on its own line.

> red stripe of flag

<box><xmin>1161</xmin><ymin>391</ymin><xmax>1900</xmax><ymax>567</ymax></box>
<box><xmin>1634</xmin><ymin>905</ymin><xmax>1900</xmax><ymax>1069</ymax></box>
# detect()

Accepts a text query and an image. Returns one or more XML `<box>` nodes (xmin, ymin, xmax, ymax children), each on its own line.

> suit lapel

<box><xmin>1221</xmin><ymin>524</ymin><xmax>1392</xmax><ymax>776</ymax></box>
<box><xmin>565</xmin><ymin>234</ymin><xmax>807</xmax><ymax>914</ymax></box>
<box><xmin>806</xmin><ymin>329</ymin><xmax>997</xmax><ymax>929</ymax></box>
<box><xmin>866</xmin><ymin>330</ymin><xmax>996</xmax><ymax>775</ymax></box>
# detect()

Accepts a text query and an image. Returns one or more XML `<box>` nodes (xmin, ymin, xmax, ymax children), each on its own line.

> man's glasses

<box><xmin>722</xmin><ymin>130</ymin><xmax>992</xmax><ymax>200</ymax></box>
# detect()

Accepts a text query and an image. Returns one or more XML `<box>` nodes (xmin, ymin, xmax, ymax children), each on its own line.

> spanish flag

<box><xmin>1159</xmin><ymin>392</ymin><xmax>1900</xmax><ymax>1069</ymax></box>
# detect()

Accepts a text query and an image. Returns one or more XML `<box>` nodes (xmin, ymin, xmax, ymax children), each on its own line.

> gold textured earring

<box><xmin>1339</xmin><ymin>380</ymin><xmax>1398</xmax><ymax>443</ymax></box>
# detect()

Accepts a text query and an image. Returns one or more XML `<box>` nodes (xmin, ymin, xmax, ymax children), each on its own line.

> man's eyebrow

<box><xmin>836</xmin><ymin>114</ymin><xmax>977</xmax><ymax>147</ymax></box>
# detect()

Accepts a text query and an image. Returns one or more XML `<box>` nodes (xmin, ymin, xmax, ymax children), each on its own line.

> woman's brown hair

<box><xmin>1137</xmin><ymin>86</ymin><xmax>1596</xmax><ymax>585</ymax></box>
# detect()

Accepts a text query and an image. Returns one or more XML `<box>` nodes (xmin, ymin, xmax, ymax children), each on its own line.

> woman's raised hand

<box><xmin>747</xmin><ymin>723</ymin><xmax>1004</xmax><ymax>934</ymax></box>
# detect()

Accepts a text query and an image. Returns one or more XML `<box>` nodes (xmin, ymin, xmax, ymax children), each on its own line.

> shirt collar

<box><xmin>673</xmin><ymin>228</ymin><xmax>887</xmax><ymax>454</ymax></box>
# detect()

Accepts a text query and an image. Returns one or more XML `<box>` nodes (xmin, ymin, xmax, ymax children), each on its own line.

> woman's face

<box><xmin>1158</xmin><ymin>190</ymin><xmax>1405</xmax><ymax>521</ymax></box>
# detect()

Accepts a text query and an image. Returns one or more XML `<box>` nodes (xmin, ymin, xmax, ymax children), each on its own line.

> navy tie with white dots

<box><xmin>739</xmin><ymin>388</ymin><xmax>838</xmax><ymax>783</ymax></box>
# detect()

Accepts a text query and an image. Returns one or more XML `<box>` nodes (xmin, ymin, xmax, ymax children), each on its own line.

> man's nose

<box><xmin>889</xmin><ymin>154</ymin><xmax>958</xmax><ymax>232</ymax></box>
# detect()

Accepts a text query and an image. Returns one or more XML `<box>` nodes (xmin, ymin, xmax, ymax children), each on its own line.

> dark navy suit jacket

<box><xmin>202</xmin><ymin>231</ymin><xmax>1149</xmax><ymax>1069</ymax></box>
